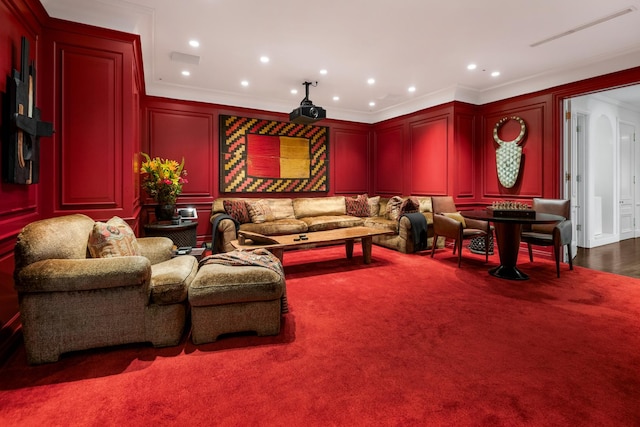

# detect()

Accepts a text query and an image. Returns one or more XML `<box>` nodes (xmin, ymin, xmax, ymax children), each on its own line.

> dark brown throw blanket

<box><xmin>199</xmin><ymin>249</ymin><xmax>288</xmax><ymax>313</ymax></box>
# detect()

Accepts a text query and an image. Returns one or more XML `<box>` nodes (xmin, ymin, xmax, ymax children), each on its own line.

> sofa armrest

<box><xmin>434</xmin><ymin>214</ymin><xmax>464</xmax><ymax>236</ymax></box>
<box><xmin>15</xmin><ymin>257</ymin><xmax>151</xmax><ymax>293</ymax></box>
<box><xmin>138</xmin><ymin>237</ymin><xmax>174</xmax><ymax>264</ymax></box>
<box><xmin>210</xmin><ymin>213</ymin><xmax>239</xmax><ymax>253</ymax></box>
<box><xmin>555</xmin><ymin>219</ymin><xmax>572</xmax><ymax>245</ymax></box>
<box><xmin>464</xmin><ymin>217</ymin><xmax>490</xmax><ymax>232</ymax></box>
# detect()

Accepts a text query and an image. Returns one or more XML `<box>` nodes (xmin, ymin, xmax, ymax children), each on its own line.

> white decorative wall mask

<box><xmin>493</xmin><ymin>116</ymin><xmax>527</xmax><ymax>188</ymax></box>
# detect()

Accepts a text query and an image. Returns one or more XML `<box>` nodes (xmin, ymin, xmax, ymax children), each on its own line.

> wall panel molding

<box><xmin>373</xmin><ymin>125</ymin><xmax>404</xmax><ymax>195</ymax></box>
<box><xmin>333</xmin><ymin>128</ymin><xmax>370</xmax><ymax>194</ymax></box>
<box><xmin>409</xmin><ymin>116</ymin><xmax>448</xmax><ymax>195</ymax></box>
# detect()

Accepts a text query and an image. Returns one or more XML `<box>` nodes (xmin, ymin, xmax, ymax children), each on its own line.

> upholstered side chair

<box><xmin>521</xmin><ymin>198</ymin><xmax>573</xmax><ymax>277</ymax></box>
<box><xmin>430</xmin><ymin>196</ymin><xmax>491</xmax><ymax>267</ymax></box>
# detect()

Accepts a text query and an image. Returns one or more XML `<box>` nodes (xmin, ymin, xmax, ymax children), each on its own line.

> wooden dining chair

<box><xmin>430</xmin><ymin>196</ymin><xmax>491</xmax><ymax>267</ymax></box>
<box><xmin>520</xmin><ymin>198</ymin><xmax>573</xmax><ymax>277</ymax></box>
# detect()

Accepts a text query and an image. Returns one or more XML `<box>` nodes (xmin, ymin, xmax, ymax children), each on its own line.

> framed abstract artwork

<box><xmin>219</xmin><ymin>115</ymin><xmax>329</xmax><ymax>193</ymax></box>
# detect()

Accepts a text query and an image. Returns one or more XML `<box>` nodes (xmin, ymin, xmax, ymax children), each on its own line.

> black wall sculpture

<box><xmin>2</xmin><ymin>37</ymin><xmax>54</xmax><ymax>184</ymax></box>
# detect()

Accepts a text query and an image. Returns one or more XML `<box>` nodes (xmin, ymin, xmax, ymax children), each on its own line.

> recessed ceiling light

<box><xmin>189</xmin><ymin>40</ymin><xmax>199</xmax><ymax>48</ymax></box>
<box><xmin>260</xmin><ymin>56</ymin><xmax>270</xmax><ymax>63</ymax></box>
<box><xmin>491</xmin><ymin>71</ymin><xmax>500</xmax><ymax>77</ymax></box>
<box><xmin>333</xmin><ymin>96</ymin><xmax>340</xmax><ymax>101</ymax></box>
<box><xmin>320</xmin><ymin>69</ymin><xmax>328</xmax><ymax>75</ymax></box>
<box><xmin>241</xmin><ymin>80</ymin><xmax>249</xmax><ymax>87</ymax></box>
<box><xmin>467</xmin><ymin>63</ymin><xmax>477</xmax><ymax>70</ymax></box>
<box><xmin>408</xmin><ymin>86</ymin><xmax>416</xmax><ymax>93</ymax></box>
<box><xmin>291</xmin><ymin>89</ymin><xmax>298</xmax><ymax>95</ymax></box>
<box><xmin>181</xmin><ymin>70</ymin><xmax>190</xmax><ymax>76</ymax></box>
<box><xmin>367</xmin><ymin>78</ymin><xmax>375</xmax><ymax>85</ymax></box>
<box><xmin>369</xmin><ymin>101</ymin><xmax>375</xmax><ymax>107</ymax></box>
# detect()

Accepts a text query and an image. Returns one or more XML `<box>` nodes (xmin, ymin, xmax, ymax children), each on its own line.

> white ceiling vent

<box><xmin>530</xmin><ymin>6</ymin><xmax>637</xmax><ymax>47</ymax></box>
<box><xmin>170</xmin><ymin>51</ymin><xmax>200</xmax><ymax>65</ymax></box>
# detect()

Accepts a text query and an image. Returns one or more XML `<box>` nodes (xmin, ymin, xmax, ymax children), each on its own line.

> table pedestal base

<box><xmin>489</xmin><ymin>265</ymin><xmax>529</xmax><ymax>280</ymax></box>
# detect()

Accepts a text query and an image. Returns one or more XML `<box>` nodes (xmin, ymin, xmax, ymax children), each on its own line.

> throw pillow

<box><xmin>368</xmin><ymin>196</ymin><xmax>381</xmax><ymax>217</ymax></box>
<box><xmin>400</xmin><ymin>197</ymin><xmax>420</xmax><ymax>215</ymax></box>
<box><xmin>223</xmin><ymin>199</ymin><xmax>251</xmax><ymax>223</ymax></box>
<box><xmin>442</xmin><ymin>212</ymin><xmax>467</xmax><ymax>228</ymax></box>
<box><xmin>88</xmin><ymin>216</ymin><xmax>141</xmax><ymax>258</ymax></box>
<box><xmin>346</xmin><ymin>194</ymin><xmax>370</xmax><ymax>217</ymax></box>
<box><xmin>246</xmin><ymin>199</ymin><xmax>275</xmax><ymax>224</ymax></box>
<box><xmin>385</xmin><ymin>196</ymin><xmax>404</xmax><ymax>221</ymax></box>
<box><xmin>418</xmin><ymin>197</ymin><xmax>432</xmax><ymax>213</ymax></box>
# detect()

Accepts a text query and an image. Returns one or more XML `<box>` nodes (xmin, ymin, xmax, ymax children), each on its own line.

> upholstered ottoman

<box><xmin>188</xmin><ymin>263</ymin><xmax>285</xmax><ymax>344</ymax></box>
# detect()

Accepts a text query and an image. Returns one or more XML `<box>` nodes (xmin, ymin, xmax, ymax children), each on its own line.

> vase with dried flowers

<box><xmin>139</xmin><ymin>153</ymin><xmax>188</xmax><ymax>221</ymax></box>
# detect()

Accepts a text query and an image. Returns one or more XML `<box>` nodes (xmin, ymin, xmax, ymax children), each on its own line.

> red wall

<box><xmin>371</xmin><ymin>102</ymin><xmax>480</xmax><ymax>206</ymax></box>
<box><xmin>0</xmin><ymin>0</ymin><xmax>47</xmax><ymax>360</ymax></box>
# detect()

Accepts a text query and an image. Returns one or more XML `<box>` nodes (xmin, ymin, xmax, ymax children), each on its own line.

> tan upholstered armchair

<box><xmin>430</xmin><ymin>196</ymin><xmax>491</xmax><ymax>267</ymax></box>
<box><xmin>521</xmin><ymin>198</ymin><xmax>573</xmax><ymax>277</ymax></box>
<box><xmin>14</xmin><ymin>214</ymin><xmax>198</xmax><ymax>364</ymax></box>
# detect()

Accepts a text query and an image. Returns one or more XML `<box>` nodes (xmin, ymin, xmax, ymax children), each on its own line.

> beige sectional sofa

<box><xmin>209</xmin><ymin>195</ymin><xmax>440</xmax><ymax>254</ymax></box>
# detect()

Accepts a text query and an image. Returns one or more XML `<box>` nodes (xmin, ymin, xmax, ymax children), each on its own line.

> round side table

<box><xmin>144</xmin><ymin>220</ymin><xmax>198</xmax><ymax>248</ymax></box>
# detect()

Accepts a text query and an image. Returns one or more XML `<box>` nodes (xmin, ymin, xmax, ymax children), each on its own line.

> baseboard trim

<box><xmin>0</xmin><ymin>313</ymin><xmax>22</xmax><ymax>366</ymax></box>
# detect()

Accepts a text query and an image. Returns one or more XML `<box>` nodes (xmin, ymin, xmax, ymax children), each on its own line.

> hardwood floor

<box><xmin>573</xmin><ymin>238</ymin><xmax>640</xmax><ymax>279</ymax></box>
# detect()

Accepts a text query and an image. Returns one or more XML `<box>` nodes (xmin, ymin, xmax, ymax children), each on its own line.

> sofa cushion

<box><xmin>88</xmin><ymin>216</ymin><xmax>141</xmax><ymax>258</ymax></box>
<box><xmin>240</xmin><ymin>219</ymin><xmax>308</xmax><ymax>236</ymax></box>
<box><xmin>301</xmin><ymin>215</ymin><xmax>364</xmax><ymax>232</ymax></box>
<box><xmin>385</xmin><ymin>196</ymin><xmax>404</xmax><ymax>221</ymax></box>
<box><xmin>417</xmin><ymin>197</ymin><xmax>432</xmax><ymax>213</ymax></box>
<box><xmin>246</xmin><ymin>199</ymin><xmax>275</xmax><ymax>223</ymax></box>
<box><xmin>150</xmin><ymin>255</ymin><xmax>198</xmax><ymax>305</ymax></box>
<box><xmin>346</xmin><ymin>194</ymin><xmax>370</xmax><ymax>217</ymax></box>
<box><xmin>363</xmin><ymin>217</ymin><xmax>399</xmax><ymax>233</ymax></box>
<box><xmin>266</xmin><ymin>198</ymin><xmax>296</xmax><ymax>220</ymax></box>
<box><xmin>293</xmin><ymin>196</ymin><xmax>346</xmax><ymax>218</ymax></box>
<box><xmin>223</xmin><ymin>200</ymin><xmax>251</xmax><ymax>223</ymax></box>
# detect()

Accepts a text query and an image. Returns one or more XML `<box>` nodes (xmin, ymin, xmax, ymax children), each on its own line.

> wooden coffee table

<box><xmin>231</xmin><ymin>226</ymin><xmax>394</xmax><ymax>264</ymax></box>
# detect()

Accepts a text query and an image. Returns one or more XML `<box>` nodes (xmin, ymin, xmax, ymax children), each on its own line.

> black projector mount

<box><xmin>289</xmin><ymin>81</ymin><xmax>326</xmax><ymax>124</ymax></box>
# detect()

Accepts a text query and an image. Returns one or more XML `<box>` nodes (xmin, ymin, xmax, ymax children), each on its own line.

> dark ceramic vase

<box><xmin>155</xmin><ymin>204</ymin><xmax>176</xmax><ymax>221</ymax></box>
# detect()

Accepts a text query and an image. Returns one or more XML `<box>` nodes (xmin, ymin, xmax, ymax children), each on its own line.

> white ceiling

<box><xmin>40</xmin><ymin>0</ymin><xmax>640</xmax><ymax>123</ymax></box>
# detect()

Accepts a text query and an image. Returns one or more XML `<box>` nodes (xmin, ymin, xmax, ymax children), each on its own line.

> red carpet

<box><xmin>1</xmin><ymin>245</ymin><xmax>639</xmax><ymax>426</ymax></box>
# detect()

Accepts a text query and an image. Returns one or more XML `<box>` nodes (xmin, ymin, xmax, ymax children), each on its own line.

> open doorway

<box><xmin>564</xmin><ymin>86</ymin><xmax>640</xmax><ymax>249</ymax></box>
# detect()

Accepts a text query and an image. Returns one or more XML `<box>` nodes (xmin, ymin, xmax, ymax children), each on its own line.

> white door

<box><xmin>619</xmin><ymin>122</ymin><xmax>635</xmax><ymax>240</ymax></box>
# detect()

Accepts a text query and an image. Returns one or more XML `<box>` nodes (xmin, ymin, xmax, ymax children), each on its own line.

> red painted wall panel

<box><xmin>409</xmin><ymin>117</ymin><xmax>448</xmax><ymax>195</ymax></box>
<box><xmin>146</xmin><ymin>109</ymin><xmax>214</xmax><ymax>199</ymax></box>
<box><xmin>59</xmin><ymin>48</ymin><xmax>120</xmax><ymax>207</ymax></box>
<box><xmin>374</xmin><ymin>125</ymin><xmax>404</xmax><ymax>194</ymax></box>
<box><xmin>454</xmin><ymin>113</ymin><xmax>475</xmax><ymax>198</ymax></box>
<box><xmin>480</xmin><ymin>99</ymin><xmax>551</xmax><ymax>202</ymax></box>
<box><xmin>333</xmin><ymin>129</ymin><xmax>369</xmax><ymax>194</ymax></box>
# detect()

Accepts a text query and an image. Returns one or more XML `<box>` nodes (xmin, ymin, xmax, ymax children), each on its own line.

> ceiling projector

<box><xmin>289</xmin><ymin>81</ymin><xmax>326</xmax><ymax>124</ymax></box>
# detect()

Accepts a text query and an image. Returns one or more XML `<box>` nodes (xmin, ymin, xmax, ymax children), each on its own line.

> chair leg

<box><xmin>567</xmin><ymin>244</ymin><xmax>574</xmax><ymax>271</ymax></box>
<box><xmin>457</xmin><ymin>239</ymin><xmax>462</xmax><ymax>267</ymax></box>
<box><xmin>431</xmin><ymin>234</ymin><xmax>438</xmax><ymax>258</ymax></box>
<box><xmin>528</xmin><ymin>243</ymin><xmax>534</xmax><ymax>262</ymax></box>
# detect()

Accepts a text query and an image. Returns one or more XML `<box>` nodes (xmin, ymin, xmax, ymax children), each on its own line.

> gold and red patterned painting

<box><xmin>219</xmin><ymin>115</ymin><xmax>329</xmax><ymax>193</ymax></box>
